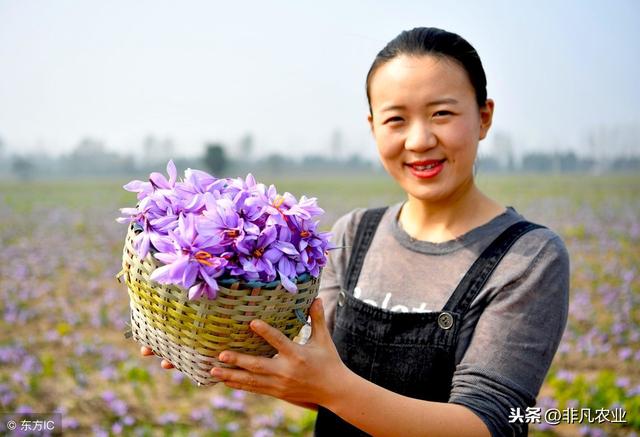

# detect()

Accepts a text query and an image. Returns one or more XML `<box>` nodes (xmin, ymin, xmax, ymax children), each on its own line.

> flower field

<box><xmin>0</xmin><ymin>173</ymin><xmax>638</xmax><ymax>436</ymax></box>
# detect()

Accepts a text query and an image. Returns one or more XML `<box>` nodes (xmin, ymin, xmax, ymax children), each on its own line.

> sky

<box><xmin>0</xmin><ymin>0</ymin><xmax>639</xmax><ymax>161</ymax></box>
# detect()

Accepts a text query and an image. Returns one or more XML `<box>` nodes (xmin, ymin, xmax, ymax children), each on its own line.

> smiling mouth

<box><xmin>405</xmin><ymin>159</ymin><xmax>446</xmax><ymax>170</ymax></box>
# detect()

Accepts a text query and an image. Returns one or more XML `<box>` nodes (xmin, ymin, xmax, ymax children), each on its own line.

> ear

<box><xmin>367</xmin><ymin>113</ymin><xmax>375</xmax><ymax>135</ymax></box>
<box><xmin>478</xmin><ymin>99</ymin><xmax>495</xmax><ymax>140</ymax></box>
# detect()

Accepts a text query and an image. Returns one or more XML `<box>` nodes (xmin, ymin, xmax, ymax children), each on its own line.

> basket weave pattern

<box><xmin>121</xmin><ymin>224</ymin><xmax>320</xmax><ymax>386</ymax></box>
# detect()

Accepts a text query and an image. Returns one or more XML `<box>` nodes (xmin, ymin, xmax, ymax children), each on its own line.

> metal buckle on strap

<box><xmin>337</xmin><ymin>291</ymin><xmax>346</xmax><ymax>307</ymax></box>
<box><xmin>438</xmin><ymin>312</ymin><xmax>454</xmax><ymax>330</ymax></box>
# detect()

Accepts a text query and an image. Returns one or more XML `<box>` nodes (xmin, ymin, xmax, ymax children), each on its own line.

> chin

<box><xmin>404</xmin><ymin>186</ymin><xmax>449</xmax><ymax>203</ymax></box>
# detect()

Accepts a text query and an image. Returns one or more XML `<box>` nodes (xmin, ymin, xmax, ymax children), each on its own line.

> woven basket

<box><xmin>118</xmin><ymin>223</ymin><xmax>320</xmax><ymax>386</ymax></box>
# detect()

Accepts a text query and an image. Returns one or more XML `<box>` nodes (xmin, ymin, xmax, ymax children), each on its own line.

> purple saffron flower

<box><xmin>234</xmin><ymin>189</ymin><xmax>269</xmax><ymax>225</ymax></box>
<box><xmin>61</xmin><ymin>417</ymin><xmax>79</xmax><ymax>429</ymax></box>
<box><xmin>174</xmin><ymin>168</ymin><xmax>225</xmax><ymax>214</ymax></box>
<box><xmin>91</xmin><ymin>426</ymin><xmax>109</xmax><ymax>437</ymax></box>
<box><xmin>16</xmin><ymin>405</ymin><xmax>33</xmax><ymax>414</ymax></box>
<box><xmin>149</xmin><ymin>160</ymin><xmax>178</xmax><ymax>190</ymax></box>
<box><xmin>157</xmin><ymin>412</ymin><xmax>179</xmax><ymax>425</ymax></box>
<box><xmin>150</xmin><ymin>214</ymin><xmax>227</xmax><ymax>299</ymax></box>
<box><xmin>101</xmin><ymin>390</ymin><xmax>116</xmax><ymax>403</ymax></box>
<box><xmin>112</xmin><ymin>422</ymin><xmax>123</xmax><ymax>435</ymax></box>
<box><xmin>226</xmin><ymin>422</ymin><xmax>240</xmax><ymax>432</ymax></box>
<box><xmin>100</xmin><ymin>365</ymin><xmax>117</xmax><ymax>381</ymax></box>
<box><xmin>122</xmin><ymin>160</ymin><xmax>177</xmax><ymax>201</ymax></box>
<box><xmin>200</xmin><ymin>196</ymin><xmax>249</xmax><ymax>245</ymax></box>
<box><xmin>119</xmin><ymin>162</ymin><xmax>333</xmax><ymax>299</ymax></box>
<box><xmin>285</xmin><ymin>195</ymin><xmax>325</xmax><ymax>220</ymax></box>
<box><xmin>0</xmin><ymin>384</ymin><xmax>15</xmax><ymax>406</ymax></box>
<box><xmin>254</xmin><ymin>429</ymin><xmax>274</xmax><ymax>437</ymax></box>
<box><xmin>231</xmin><ymin>389</ymin><xmax>246</xmax><ymax>400</ymax></box>
<box><xmin>110</xmin><ymin>399</ymin><xmax>128</xmax><ymax>416</ymax></box>
<box><xmin>618</xmin><ymin>347</ymin><xmax>632</xmax><ymax>360</ymax></box>
<box><xmin>210</xmin><ymin>395</ymin><xmax>229</xmax><ymax>409</ymax></box>
<box><xmin>615</xmin><ymin>377</ymin><xmax>630</xmax><ymax>388</ymax></box>
<box><xmin>236</xmin><ymin>226</ymin><xmax>282</xmax><ymax>282</ymax></box>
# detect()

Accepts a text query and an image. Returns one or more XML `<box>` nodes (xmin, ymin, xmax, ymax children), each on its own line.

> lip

<box><xmin>404</xmin><ymin>159</ymin><xmax>446</xmax><ymax>179</ymax></box>
<box><xmin>406</xmin><ymin>159</ymin><xmax>446</xmax><ymax>166</ymax></box>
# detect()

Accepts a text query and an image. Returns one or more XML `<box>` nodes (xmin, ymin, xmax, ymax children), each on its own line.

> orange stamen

<box><xmin>272</xmin><ymin>195</ymin><xmax>285</xmax><ymax>208</ymax></box>
<box><xmin>194</xmin><ymin>251</ymin><xmax>214</xmax><ymax>266</ymax></box>
<box><xmin>271</xmin><ymin>195</ymin><xmax>290</xmax><ymax>225</ymax></box>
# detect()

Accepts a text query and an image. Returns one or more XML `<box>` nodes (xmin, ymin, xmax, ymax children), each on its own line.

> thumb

<box><xmin>309</xmin><ymin>298</ymin><xmax>330</xmax><ymax>342</ymax></box>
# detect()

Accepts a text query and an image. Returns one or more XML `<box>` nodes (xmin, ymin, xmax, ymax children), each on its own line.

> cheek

<box><xmin>375</xmin><ymin>131</ymin><xmax>403</xmax><ymax>160</ymax></box>
<box><xmin>445</xmin><ymin>121</ymin><xmax>479</xmax><ymax>164</ymax></box>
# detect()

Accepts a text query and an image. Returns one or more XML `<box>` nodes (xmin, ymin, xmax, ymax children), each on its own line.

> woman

<box><xmin>142</xmin><ymin>27</ymin><xmax>570</xmax><ymax>436</ymax></box>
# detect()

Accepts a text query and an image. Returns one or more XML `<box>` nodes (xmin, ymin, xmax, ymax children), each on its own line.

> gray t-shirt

<box><xmin>318</xmin><ymin>202</ymin><xmax>570</xmax><ymax>437</ymax></box>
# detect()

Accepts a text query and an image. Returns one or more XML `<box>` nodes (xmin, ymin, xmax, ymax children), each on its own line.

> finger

<box><xmin>216</xmin><ymin>350</ymin><xmax>273</xmax><ymax>375</ymax></box>
<box><xmin>249</xmin><ymin>319</ymin><xmax>295</xmax><ymax>354</ymax></box>
<box><xmin>222</xmin><ymin>380</ymin><xmax>273</xmax><ymax>396</ymax></box>
<box><xmin>161</xmin><ymin>359</ymin><xmax>175</xmax><ymax>369</ymax></box>
<box><xmin>210</xmin><ymin>367</ymin><xmax>268</xmax><ymax>390</ymax></box>
<box><xmin>140</xmin><ymin>346</ymin><xmax>155</xmax><ymax>356</ymax></box>
<box><xmin>309</xmin><ymin>298</ymin><xmax>330</xmax><ymax>342</ymax></box>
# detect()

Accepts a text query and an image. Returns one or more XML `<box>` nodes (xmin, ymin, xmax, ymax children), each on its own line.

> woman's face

<box><xmin>368</xmin><ymin>54</ymin><xmax>494</xmax><ymax>204</ymax></box>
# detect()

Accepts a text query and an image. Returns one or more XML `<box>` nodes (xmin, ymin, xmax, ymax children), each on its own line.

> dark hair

<box><xmin>366</xmin><ymin>27</ymin><xmax>488</xmax><ymax>113</ymax></box>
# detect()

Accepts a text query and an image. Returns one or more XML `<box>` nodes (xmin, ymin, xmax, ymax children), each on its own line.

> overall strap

<box><xmin>343</xmin><ymin>207</ymin><xmax>388</xmax><ymax>294</ymax></box>
<box><xmin>442</xmin><ymin>221</ymin><xmax>545</xmax><ymax>314</ymax></box>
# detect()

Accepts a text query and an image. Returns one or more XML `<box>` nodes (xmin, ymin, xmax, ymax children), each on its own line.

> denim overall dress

<box><xmin>314</xmin><ymin>207</ymin><xmax>543</xmax><ymax>436</ymax></box>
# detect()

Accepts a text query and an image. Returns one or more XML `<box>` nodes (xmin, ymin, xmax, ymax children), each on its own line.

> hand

<box><xmin>209</xmin><ymin>298</ymin><xmax>347</xmax><ymax>407</ymax></box>
<box><xmin>140</xmin><ymin>346</ymin><xmax>175</xmax><ymax>370</ymax></box>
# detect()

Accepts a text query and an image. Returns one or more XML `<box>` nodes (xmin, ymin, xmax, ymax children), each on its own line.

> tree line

<box><xmin>1</xmin><ymin>138</ymin><xmax>639</xmax><ymax>181</ymax></box>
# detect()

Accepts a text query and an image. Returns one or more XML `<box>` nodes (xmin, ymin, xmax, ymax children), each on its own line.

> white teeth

<box><xmin>413</xmin><ymin>163</ymin><xmax>439</xmax><ymax>170</ymax></box>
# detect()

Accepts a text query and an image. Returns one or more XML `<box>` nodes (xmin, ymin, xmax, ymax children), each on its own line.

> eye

<box><xmin>433</xmin><ymin>110</ymin><xmax>453</xmax><ymax>117</ymax></box>
<box><xmin>384</xmin><ymin>116</ymin><xmax>404</xmax><ymax>125</ymax></box>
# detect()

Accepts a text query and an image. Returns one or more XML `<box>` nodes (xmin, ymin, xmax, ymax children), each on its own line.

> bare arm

<box><xmin>321</xmin><ymin>364</ymin><xmax>490</xmax><ymax>437</ymax></box>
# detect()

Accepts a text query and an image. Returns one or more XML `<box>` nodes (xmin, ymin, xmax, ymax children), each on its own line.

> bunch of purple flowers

<box><xmin>117</xmin><ymin>161</ymin><xmax>332</xmax><ymax>300</ymax></box>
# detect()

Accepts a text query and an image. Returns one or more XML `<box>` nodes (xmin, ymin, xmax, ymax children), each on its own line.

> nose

<box><xmin>404</xmin><ymin>121</ymin><xmax>437</xmax><ymax>152</ymax></box>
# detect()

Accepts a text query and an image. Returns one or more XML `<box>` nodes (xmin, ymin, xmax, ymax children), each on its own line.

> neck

<box><xmin>398</xmin><ymin>177</ymin><xmax>505</xmax><ymax>243</ymax></box>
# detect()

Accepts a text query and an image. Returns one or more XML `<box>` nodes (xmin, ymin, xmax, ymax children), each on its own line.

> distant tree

<box><xmin>12</xmin><ymin>156</ymin><xmax>35</xmax><ymax>180</ymax></box>
<box><xmin>476</xmin><ymin>156</ymin><xmax>501</xmax><ymax>172</ymax></box>
<box><xmin>143</xmin><ymin>135</ymin><xmax>156</xmax><ymax>159</ymax></box>
<box><xmin>330</xmin><ymin>129</ymin><xmax>343</xmax><ymax>160</ymax></box>
<box><xmin>204</xmin><ymin>143</ymin><xmax>228</xmax><ymax>175</ymax></box>
<box><xmin>264</xmin><ymin>153</ymin><xmax>286</xmax><ymax>173</ymax></box>
<box><xmin>522</xmin><ymin>153</ymin><xmax>553</xmax><ymax>172</ymax></box>
<box><xmin>587</xmin><ymin>123</ymin><xmax>640</xmax><ymax>159</ymax></box>
<box><xmin>302</xmin><ymin>155</ymin><xmax>329</xmax><ymax>169</ymax></box>
<box><xmin>239</xmin><ymin>133</ymin><xmax>254</xmax><ymax>160</ymax></box>
<box><xmin>0</xmin><ymin>137</ymin><xmax>5</xmax><ymax>174</ymax></box>
<box><xmin>71</xmin><ymin>137</ymin><xmax>106</xmax><ymax>158</ymax></box>
<box><xmin>556</xmin><ymin>152</ymin><xmax>578</xmax><ymax>172</ymax></box>
<box><xmin>345</xmin><ymin>153</ymin><xmax>372</xmax><ymax>170</ymax></box>
<box><xmin>491</xmin><ymin>130</ymin><xmax>515</xmax><ymax>171</ymax></box>
<box><xmin>162</xmin><ymin>138</ymin><xmax>174</xmax><ymax>156</ymax></box>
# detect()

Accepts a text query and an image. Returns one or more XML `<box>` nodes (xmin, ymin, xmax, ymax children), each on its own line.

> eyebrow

<box><xmin>380</xmin><ymin>98</ymin><xmax>459</xmax><ymax>112</ymax></box>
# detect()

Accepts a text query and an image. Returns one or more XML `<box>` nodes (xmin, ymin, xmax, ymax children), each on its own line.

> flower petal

<box><xmin>167</xmin><ymin>160</ymin><xmax>177</xmax><ymax>186</ymax></box>
<box><xmin>150</xmin><ymin>264</ymin><xmax>174</xmax><ymax>284</ymax></box>
<box><xmin>154</xmin><ymin>252</ymin><xmax>178</xmax><ymax>264</ymax></box>
<box><xmin>188</xmin><ymin>283</ymin><xmax>204</xmax><ymax>300</ymax></box>
<box><xmin>278</xmin><ymin>270</ymin><xmax>297</xmax><ymax>293</ymax></box>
